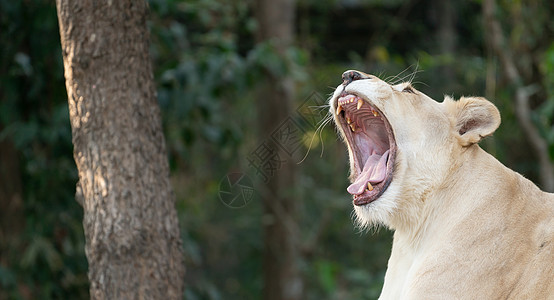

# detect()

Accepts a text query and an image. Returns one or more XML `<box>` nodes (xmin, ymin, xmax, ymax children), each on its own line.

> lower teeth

<box><xmin>367</xmin><ymin>182</ymin><xmax>374</xmax><ymax>191</ymax></box>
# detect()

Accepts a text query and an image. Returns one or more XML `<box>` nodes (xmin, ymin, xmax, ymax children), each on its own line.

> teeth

<box><xmin>367</xmin><ymin>182</ymin><xmax>374</xmax><ymax>191</ymax></box>
<box><xmin>337</xmin><ymin>97</ymin><xmax>379</xmax><ymax>118</ymax></box>
<box><xmin>346</xmin><ymin>117</ymin><xmax>352</xmax><ymax>124</ymax></box>
<box><xmin>350</xmin><ymin>123</ymin><xmax>356</xmax><ymax>132</ymax></box>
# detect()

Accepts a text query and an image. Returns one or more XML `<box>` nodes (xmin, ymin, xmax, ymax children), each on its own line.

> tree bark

<box><xmin>254</xmin><ymin>0</ymin><xmax>303</xmax><ymax>299</ymax></box>
<box><xmin>483</xmin><ymin>0</ymin><xmax>554</xmax><ymax>192</ymax></box>
<box><xmin>55</xmin><ymin>1</ymin><xmax>185</xmax><ymax>299</ymax></box>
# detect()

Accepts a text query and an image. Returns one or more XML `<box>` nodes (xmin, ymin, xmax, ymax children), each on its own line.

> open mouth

<box><xmin>335</xmin><ymin>92</ymin><xmax>397</xmax><ymax>206</ymax></box>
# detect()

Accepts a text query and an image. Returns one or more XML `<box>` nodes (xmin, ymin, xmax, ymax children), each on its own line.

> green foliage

<box><xmin>538</xmin><ymin>43</ymin><xmax>554</xmax><ymax>159</ymax></box>
<box><xmin>315</xmin><ymin>259</ymin><xmax>338</xmax><ymax>293</ymax></box>
<box><xmin>2</xmin><ymin>0</ymin><xmax>553</xmax><ymax>299</ymax></box>
<box><xmin>0</xmin><ymin>0</ymin><xmax>88</xmax><ymax>298</ymax></box>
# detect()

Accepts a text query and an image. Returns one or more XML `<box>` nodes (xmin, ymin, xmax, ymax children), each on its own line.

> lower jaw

<box><xmin>353</xmin><ymin>197</ymin><xmax>376</xmax><ymax>206</ymax></box>
<box><xmin>351</xmin><ymin>177</ymin><xmax>393</xmax><ymax>206</ymax></box>
<box><xmin>352</xmin><ymin>192</ymin><xmax>378</xmax><ymax>206</ymax></box>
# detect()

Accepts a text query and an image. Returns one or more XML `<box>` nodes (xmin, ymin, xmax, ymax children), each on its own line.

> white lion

<box><xmin>330</xmin><ymin>70</ymin><xmax>554</xmax><ymax>299</ymax></box>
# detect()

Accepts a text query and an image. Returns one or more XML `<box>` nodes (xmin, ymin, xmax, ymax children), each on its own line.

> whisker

<box><xmin>386</xmin><ymin>64</ymin><xmax>416</xmax><ymax>85</ymax></box>
<box><xmin>309</xmin><ymin>104</ymin><xmax>331</xmax><ymax>113</ymax></box>
<box><xmin>407</xmin><ymin>62</ymin><xmax>421</xmax><ymax>84</ymax></box>
<box><xmin>318</xmin><ymin>117</ymin><xmax>334</xmax><ymax>157</ymax></box>
<box><xmin>297</xmin><ymin>112</ymin><xmax>334</xmax><ymax>164</ymax></box>
<box><xmin>411</xmin><ymin>81</ymin><xmax>429</xmax><ymax>88</ymax></box>
<box><xmin>394</xmin><ymin>69</ymin><xmax>422</xmax><ymax>85</ymax></box>
<box><xmin>387</xmin><ymin>63</ymin><xmax>424</xmax><ymax>85</ymax></box>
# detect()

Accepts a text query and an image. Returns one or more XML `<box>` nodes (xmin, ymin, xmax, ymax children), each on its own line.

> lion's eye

<box><xmin>402</xmin><ymin>86</ymin><xmax>415</xmax><ymax>93</ymax></box>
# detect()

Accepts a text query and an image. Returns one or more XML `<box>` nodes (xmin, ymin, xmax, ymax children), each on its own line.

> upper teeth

<box><xmin>336</xmin><ymin>95</ymin><xmax>380</xmax><ymax>117</ymax></box>
<box><xmin>336</xmin><ymin>95</ymin><xmax>382</xmax><ymax>133</ymax></box>
<box><xmin>336</xmin><ymin>105</ymin><xmax>343</xmax><ymax>115</ymax></box>
<box><xmin>337</xmin><ymin>95</ymin><xmax>357</xmax><ymax>107</ymax></box>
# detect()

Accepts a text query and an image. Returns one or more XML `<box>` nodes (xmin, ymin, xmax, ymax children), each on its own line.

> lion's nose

<box><xmin>342</xmin><ymin>70</ymin><xmax>372</xmax><ymax>86</ymax></box>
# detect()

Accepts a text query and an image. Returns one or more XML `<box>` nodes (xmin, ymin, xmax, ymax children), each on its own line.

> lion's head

<box><xmin>330</xmin><ymin>70</ymin><xmax>501</xmax><ymax>230</ymax></box>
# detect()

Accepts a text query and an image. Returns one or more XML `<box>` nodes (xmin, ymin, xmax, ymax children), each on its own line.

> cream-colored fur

<box><xmin>330</xmin><ymin>71</ymin><xmax>554</xmax><ymax>299</ymax></box>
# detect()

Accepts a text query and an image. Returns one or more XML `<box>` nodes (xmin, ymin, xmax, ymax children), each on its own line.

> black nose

<box><xmin>342</xmin><ymin>70</ymin><xmax>371</xmax><ymax>85</ymax></box>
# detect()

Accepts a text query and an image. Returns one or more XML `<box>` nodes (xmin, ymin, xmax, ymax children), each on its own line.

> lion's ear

<box><xmin>446</xmin><ymin>96</ymin><xmax>501</xmax><ymax>146</ymax></box>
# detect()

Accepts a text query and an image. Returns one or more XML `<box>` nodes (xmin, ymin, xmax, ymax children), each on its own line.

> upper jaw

<box><xmin>331</xmin><ymin>81</ymin><xmax>384</xmax><ymax>113</ymax></box>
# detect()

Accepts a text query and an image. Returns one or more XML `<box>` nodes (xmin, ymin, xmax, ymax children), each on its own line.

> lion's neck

<box><xmin>391</xmin><ymin>145</ymin><xmax>521</xmax><ymax>247</ymax></box>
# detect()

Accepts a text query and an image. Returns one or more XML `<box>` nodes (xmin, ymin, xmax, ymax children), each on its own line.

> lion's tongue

<box><xmin>347</xmin><ymin>150</ymin><xmax>390</xmax><ymax>195</ymax></box>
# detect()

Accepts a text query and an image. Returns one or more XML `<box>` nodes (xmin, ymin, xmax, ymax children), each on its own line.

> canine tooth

<box><xmin>336</xmin><ymin>105</ymin><xmax>343</xmax><ymax>115</ymax></box>
<box><xmin>372</xmin><ymin>110</ymin><xmax>379</xmax><ymax>117</ymax></box>
<box><xmin>367</xmin><ymin>182</ymin><xmax>374</xmax><ymax>191</ymax></box>
<box><xmin>357</xmin><ymin>98</ymin><xmax>363</xmax><ymax>110</ymax></box>
<box><xmin>350</xmin><ymin>123</ymin><xmax>356</xmax><ymax>132</ymax></box>
<box><xmin>346</xmin><ymin>117</ymin><xmax>352</xmax><ymax>124</ymax></box>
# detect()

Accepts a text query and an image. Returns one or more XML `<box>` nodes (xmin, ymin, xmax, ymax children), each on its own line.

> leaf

<box><xmin>316</xmin><ymin>260</ymin><xmax>338</xmax><ymax>294</ymax></box>
<box><xmin>21</xmin><ymin>237</ymin><xmax>63</xmax><ymax>272</ymax></box>
<box><xmin>0</xmin><ymin>266</ymin><xmax>16</xmax><ymax>287</ymax></box>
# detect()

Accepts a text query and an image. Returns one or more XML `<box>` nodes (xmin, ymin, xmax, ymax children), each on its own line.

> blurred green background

<box><xmin>1</xmin><ymin>0</ymin><xmax>553</xmax><ymax>299</ymax></box>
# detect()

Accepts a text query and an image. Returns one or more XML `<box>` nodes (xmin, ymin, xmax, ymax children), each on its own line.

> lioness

<box><xmin>330</xmin><ymin>70</ymin><xmax>554</xmax><ymax>299</ymax></box>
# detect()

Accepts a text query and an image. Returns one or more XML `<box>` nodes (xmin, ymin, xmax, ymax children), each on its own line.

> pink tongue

<box><xmin>347</xmin><ymin>150</ymin><xmax>390</xmax><ymax>195</ymax></box>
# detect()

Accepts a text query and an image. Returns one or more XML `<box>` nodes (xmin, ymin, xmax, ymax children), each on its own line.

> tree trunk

<box><xmin>55</xmin><ymin>1</ymin><xmax>185</xmax><ymax>299</ymax></box>
<box><xmin>254</xmin><ymin>0</ymin><xmax>302</xmax><ymax>300</ymax></box>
